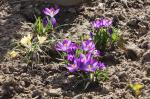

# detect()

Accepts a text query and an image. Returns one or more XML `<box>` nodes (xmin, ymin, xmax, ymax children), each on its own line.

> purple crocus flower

<box><xmin>80</xmin><ymin>59</ymin><xmax>98</xmax><ymax>72</ymax></box>
<box><xmin>66</xmin><ymin>54</ymin><xmax>75</xmax><ymax>63</ymax></box>
<box><xmin>79</xmin><ymin>53</ymin><xmax>91</xmax><ymax>64</ymax></box>
<box><xmin>81</xmin><ymin>40</ymin><xmax>95</xmax><ymax>52</ymax></box>
<box><xmin>92</xmin><ymin>50</ymin><xmax>101</xmax><ymax>57</ymax></box>
<box><xmin>67</xmin><ymin>43</ymin><xmax>78</xmax><ymax>54</ymax></box>
<box><xmin>43</xmin><ymin>7</ymin><xmax>60</xmax><ymax>27</ymax></box>
<box><xmin>91</xmin><ymin>18</ymin><xmax>112</xmax><ymax>28</ymax></box>
<box><xmin>56</xmin><ymin>39</ymin><xmax>72</xmax><ymax>52</ymax></box>
<box><xmin>56</xmin><ymin>39</ymin><xmax>77</xmax><ymax>53</ymax></box>
<box><xmin>107</xmin><ymin>28</ymin><xmax>113</xmax><ymax>34</ymax></box>
<box><xmin>50</xmin><ymin>17</ymin><xmax>57</xmax><ymax>27</ymax></box>
<box><xmin>91</xmin><ymin>19</ymin><xmax>101</xmax><ymax>29</ymax></box>
<box><xmin>98</xmin><ymin>62</ymin><xmax>105</xmax><ymax>69</ymax></box>
<box><xmin>66</xmin><ymin>59</ymin><xmax>78</xmax><ymax>72</ymax></box>
<box><xmin>43</xmin><ymin>7</ymin><xmax>60</xmax><ymax>17</ymax></box>
<box><xmin>42</xmin><ymin>17</ymin><xmax>48</xmax><ymax>27</ymax></box>
<box><xmin>78</xmin><ymin>53</ymin><xmax>98</xmax><ymax>72</ymax></box>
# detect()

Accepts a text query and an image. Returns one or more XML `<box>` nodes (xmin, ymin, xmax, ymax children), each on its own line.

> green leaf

<box><xmin>111</xmin><ymin>33</ymin><xmax>118</xmax><ymax>42</ymax></box>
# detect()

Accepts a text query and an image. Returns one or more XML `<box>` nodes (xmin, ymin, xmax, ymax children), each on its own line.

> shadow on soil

<box><xmin>0</xmin><ymin>0</ymin><xmax>25</xmax><ymax>61</ymax></box>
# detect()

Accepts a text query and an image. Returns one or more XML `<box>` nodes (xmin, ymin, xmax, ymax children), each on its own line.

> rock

<box><xmin>111</xmin><ymin>75</ymin><xmax>120</xmax><ymax>83</ymax></box>
<box><xmin>120</xmin><ymin>0</ymin><xmax>128</xmax><ymax>8</ymax></box>
<box><xmin>127</xmin><ymin>18</ymin><xmax>140</xmax><ymax>29</ymax></box>
<box><xmin>137</xmin><ymin>22</ymin><xmax>149</xmax><ymax>36</ymax></box>
<box><xmin>140</xmin><ymin>41</ymin><xmax>150</xmax><ymax>49</ymax></box>
<box><xmin>101</xmin><ymin>85</ymin><xmax>110</xmax><ymax>94</ymax></box>
<box><xmin>32</xmin><ymin>90</ymin><xmax>42</xmax><ymax>98</ymax></box>
<box><xmin>84</xmin><ymin>95</ymin><xmax>93</xmax><ymax>99</ymax></box>
<box><xmin>118</xmin><ymin>72</ymin><xmax>128</xmax><ymax>82</ymax></box>
<box><xmin>0</xmin><ymin>75</ymin><xmax>5</xmax><ymax>83</ymax></box>
<box><xmin>21</xmin><ymin>78</ymin><xmax>31</xmax><ymax>88</ymax></box>
<box><xmin>47</xmin><ymin>88</ymin><xmax>62</xmax><ymax>97</ymax></box>
<box><xmin>142</xmin><ymin>50</ymin><xmax>150</xmax><ymax>63</ymax></box>
<box><xmin>98</xmin><ymin>3</ymin><xmax>105</xmax><ymax>9</ymax></box>
<box><xmin>73</xmin><ymin>94</ymin><xmax>83</xmax><ymax>99</ymax></box>
<box><xmin>144</xmin><ymin>0</ymin><xmax>150</xmax><ymax>5</ymax></box>
<box><xmin>112</xmin><ymin>15</ymin><xmax>119</xmax><ymax>27</ymax></box>
<box><xmin>124</xmin><ymin>92</ymin><xmax>135</xmax><ymax>99</ymax></box>
<box><xmin>125</xmin><ymin>43</ymin><xmax>144</xmax><ymax>61</ymax></box>
<box><xmin>142</xmin><ymin>78</ymin><xmax>150</xmax><ymax>84</ymax></box>
<box><xmin>146</xmin><ymin>67</ymin><xmax>150</xmax><ymax>76</ymax></box>
<box><xmin>111</xmin><ymin>75</ymin><xmax>121</xmax><ymax>88</ymax></box>
<box><xmin>2</xmin><ymin>68</ymin><xmax>10</xmax><ymax>74</ymax></box>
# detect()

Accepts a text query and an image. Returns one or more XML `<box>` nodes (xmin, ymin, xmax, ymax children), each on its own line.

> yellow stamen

<box><xmin>88</xmin><ymin>65</ymin><xmax>91</xmax><ymax>70</ymax></box>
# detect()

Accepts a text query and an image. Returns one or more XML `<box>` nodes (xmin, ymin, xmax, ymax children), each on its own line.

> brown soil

<box><xmin>0</xmin><ymin>0</ymin><xmax>150</xmax><ymax>99</ymax></box>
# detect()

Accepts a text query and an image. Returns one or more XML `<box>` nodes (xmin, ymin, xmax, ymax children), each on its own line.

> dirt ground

<box><xmin>0</xmin><ymin>0</ymin><xmax>150</xmax><ymax>99</ymax></box>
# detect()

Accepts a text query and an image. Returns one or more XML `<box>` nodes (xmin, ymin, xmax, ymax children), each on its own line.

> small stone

<box><xmin>137</xmin><ymin>22</ymin><xmax>149</xmax><ymax>36</ymax></box>
<box><xmin>20</xmin><ymin>81</ymin><xmax>25</xmax><ymax>87</ymax></box>
<box><xmin>47</xmin><ymin>88</ymin><xmax>62</xmax><ymax>97</ymax></box>
<box><xmin>121</xmin><ymin>0</ymin><xmax>128</xmax><ymax>7</ymax></box>
<box><xmin>127</xmin><ymin>18</ymin><xmax>140</xmax><ymax>29</ymax></box>
<box><xmin>73</xmin><ymin>94</ymin><xmax>82</xmax><ymax>99</ymax></box>
<box><xmin>84</xmin><ymin>95</ymin><xmax>93</xmax><ymax>99</ymax></box>
<box><xmin>118</xmin><ymin>72</ymin><xmax>128</xmax><ymax>82</ymax></box>
<box><xmin>2</xmin><ymin>68</ymin><xmax>10</xmax><ymax>74</ymax></box>
<box><xmin>32</xmin><ymin>90</ymin><xmax>42</xmax><ymax>98</ymax></box>
<box><xmin>146</xmin><ymin>67</ymin><xmax>150</xmax><ymax>76</ymax></box>
<box><xmin>140</xmin><ymin>41</ymin><xmax>150</xmax><ymax>49</ymax></box>
<box><xmin>142</xmin><ymin>50</ymin><xmax>150</xmax><ymax>63</ymax></box>
<box><xmin>0</xmin><ymin>75</ymin><xmax>5</xmax><ymax>83</ymax></box>
<box><xmin>144</xmin><ymin>0</ymin><xmax>150</xmax><ymax>5</ymax></box>
<box><xmin>98</xmin><ymin>3</ymin><xmax>105</xmax><ymax>9</ymax></box>
<box><xmin>125</xmin><ymin>43</ymin><xmax>143</xmax><ymax>61</ymax></box>
<box><xmin>142</xmin><ymin>78</ymin><xmax>150</xmax><ymax>84</ymax></box>
<box><xmin>111</xmin><ymin>75</ymin><xmax>120</xmax><ymax>88</ymax></box>
<box><xmin>111</xmin><ymin>75</ymin><xmax>120</xmax><ymax>83</ymax></box>
<box><xmin>101</xmin><ymin>85</ymin><xmax>110</xmax><ymax>94</ymax></box>
<box><xmin>22</xmin><ymin>78</ymin><xmax>31</xmax><ymax>87</ymax></box>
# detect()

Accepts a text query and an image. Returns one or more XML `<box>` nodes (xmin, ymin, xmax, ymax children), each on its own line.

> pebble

<box><xmin>118</xmin><ymin>72</ymin><xmax>128</xmax><ymax>82</ymax></box>
<box><xmin>47</xmin><ymin>88</ymin><xmax>62</xmax><ymax>97</ymax></box>
<box><xmin>101</xmin><ymin>85</ymin><xmax>110</xmax><ymax>94</ymax></box>
<box><xmin>142</xmin><ymin>50</ymin><xmax>150</xmax><ymax>63</ymax></box>
<box><xmin>73</xmin><ymin>94</ymin><xmax>83</xmax><ymax>99</ymax></box>
<box><xmin>137</xmin><ymin>21</ymin><xmax>149</xmax><ymax>36</ymax></box>
<box><xmin>127</xmin><ymin>18</ymin><xmax>140</xmax><ymax>29</ymax></box>
<box><xmin>146</xmin><ymin>67</ymin><xmax>150</xmax><ymax>76</ymax></box>
<box><xmin>142</xmin><ymin>78</ymin><xmax>150</xmax><ymax>84</ymax></box>
<box><xmin>32</xmin><ymin>90</ymin><xmax>42</xmax><ymax>98</ymax></box>
<box><xmin>125</xmin><ymin>43</ymin><xmax>143</xmax><ymax>61</ymax></box>
<box><xmin>140</xmin><ymin>41</ymin><xmax>150</xmax><ymax>49</ymax></box>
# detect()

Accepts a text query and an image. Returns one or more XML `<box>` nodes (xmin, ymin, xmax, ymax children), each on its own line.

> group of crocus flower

<box><xmin>56</xmin><ymin>39</ymin><xmax>105</xmax><ymax>73</ymax></box>
<box><xmin>91</xmin><ymin>18</ymin><xmax>112</xmax><ymax>29</ymax></box>
<box><xmin>90</xmin><ymin>18</ymin><xmax>118</xmax><ymax>51</ymax></box>
<box><xmin>55</xmin><ymin>18</ymin><xmax>118</xmax><ymax>83</ymax></box>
